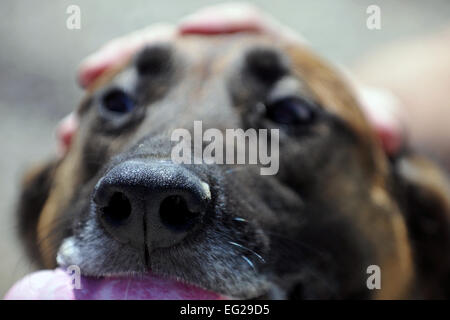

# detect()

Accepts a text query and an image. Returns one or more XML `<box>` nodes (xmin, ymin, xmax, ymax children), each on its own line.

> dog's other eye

<box><xmin>101</xmin><ymin>89</ymin><xmax>135</xmax><ymax>114</ymax></box>
<box><xmin>265</xmin><ymin>97</ymin><xmax>316</xmax><ymax>125</ymax></box>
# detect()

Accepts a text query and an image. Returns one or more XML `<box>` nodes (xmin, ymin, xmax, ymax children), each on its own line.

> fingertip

<box><xmin>77</xmin><ymin>43</ymin><xmax>128</xmax><ymax>88</ymax></box>
<box><xmin>375</xmin><ymin>124</ymin><xmax>404</xmax><ymax>156</ymax></box>
<box><xmin>178</xmin><ymin>22</ymin><xmax>262</xmax><ymax>35</ymax></box>
<box><xmin>77</xmin><ymin>61</ymin><xmax>109</xmax><ymax>88</ymax></box>
<box><xmin>354</xmin><ymin>83</ymin><xmax>406</xmax><ymax>156</ymax></box>
<box><xmin>56</xmin><ymin>113</ymin><xmax>79</xmax><ymax>157</ymax></box>
<box><xmin>178</xmin><ymin>2</ymin><xmax>266</xmax><ymax>35</ymax></box>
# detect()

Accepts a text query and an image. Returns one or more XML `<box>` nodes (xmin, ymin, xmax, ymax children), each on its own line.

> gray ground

<box><xmin>1</xmin><ymin>0</ymin><xmax>449</xmax><ymax>296</ymax></box>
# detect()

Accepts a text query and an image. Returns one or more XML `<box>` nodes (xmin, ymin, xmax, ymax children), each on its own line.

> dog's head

<box><xmin>18</xmin><ymin>33</ymin><xmax>450</xmax><ymax>299</ymax></box>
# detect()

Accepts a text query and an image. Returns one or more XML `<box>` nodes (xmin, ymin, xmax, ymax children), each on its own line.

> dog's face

<box><xmin>18</xmin><ymin>33</ymin><xmax>450</xmax><ymax>299</ymax></box>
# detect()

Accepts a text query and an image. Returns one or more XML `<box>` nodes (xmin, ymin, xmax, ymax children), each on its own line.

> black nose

<box><xmin>93</xmin><ymin>160</ymin><xmax>211</xmax><ymax>250</ymax></box>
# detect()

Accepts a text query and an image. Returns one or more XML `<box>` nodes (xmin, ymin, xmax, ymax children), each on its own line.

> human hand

<box><xmin>59</xmin><ymin>3</ymin><xmax>404</xmax><ymax>157</ymax></box>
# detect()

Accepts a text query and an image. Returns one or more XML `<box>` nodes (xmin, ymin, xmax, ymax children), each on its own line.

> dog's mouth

<box><xmin>4</xmin><ymin>268</ymin><xmax>227</xmax><ymax>300</ymax></box>
<box><xmin>8</xmin><ymin>160</ymin><xmax>272</xmax><ymax>300</ymax></box>
<box><xmin>7</xmin><ymin>233</ymin><xmax>258</xmax><ymax>300</ymax></box>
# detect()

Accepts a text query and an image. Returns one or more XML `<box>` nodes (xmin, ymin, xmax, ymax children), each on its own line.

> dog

<box><xmin>16</xmin><ymin>31</ymin><xmax>450</xmax><ymax>299</ymax></box>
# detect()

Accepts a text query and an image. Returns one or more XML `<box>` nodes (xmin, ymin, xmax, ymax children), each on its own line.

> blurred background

<box><xmin>1</xmin><ymin>0</ymin><xmax>449</xmax><ymax>296</ymax></box>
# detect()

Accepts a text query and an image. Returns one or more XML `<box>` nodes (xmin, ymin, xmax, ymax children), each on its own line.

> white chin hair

<box><xmin>56</xmin><ymin>236</ymin><xmax>81</xmax><ymax>267</ymax></box>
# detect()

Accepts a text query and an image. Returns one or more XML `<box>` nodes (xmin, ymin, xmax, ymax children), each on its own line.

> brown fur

<box><xmin>18</xmin><ymin>34</ymin><xmax>450</xmax><ymax>299</ymax></box>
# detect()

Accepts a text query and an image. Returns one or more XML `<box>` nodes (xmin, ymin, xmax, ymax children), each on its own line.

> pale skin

<box><xmin>354</xmin><ymin>27</ymin><xmax>450</xmax><ymax>169</ymax></box>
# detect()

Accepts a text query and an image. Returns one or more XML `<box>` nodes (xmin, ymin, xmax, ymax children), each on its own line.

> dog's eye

<box><xmin>265</xmin><ymin>97</ymin><xmax>316</xmax><ymax>125</ymax></box>
<box><xmin>101</xmin><ymin>89</ymin><xmax>135</xmax><ymax>114</ymax></box>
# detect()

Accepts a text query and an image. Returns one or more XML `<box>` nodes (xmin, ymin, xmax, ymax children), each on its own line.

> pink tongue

<box><xmin>4</xmin><ymin>268</ymin><xmax>223</xmax><ymax>300</ymax></box>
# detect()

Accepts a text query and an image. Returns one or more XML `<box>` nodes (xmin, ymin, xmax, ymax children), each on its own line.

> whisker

<box><xmin>229</xmin><ymin>241</ymin><xmax>265</xmax><ymax>263</ymax></box>
<box><xmin>241</xmin><ymin>255</ymin><xmax>255</xmax><ymax>271</ymax></box>
<box><xmin>232</xmin><ymin>217</ymin><xmax>247</xmax><ymax>222</ymax></box>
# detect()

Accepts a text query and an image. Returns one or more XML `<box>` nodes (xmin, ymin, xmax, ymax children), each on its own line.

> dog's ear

<box><xmin>393</xmin><ymin>154</ymin><xmax>450</xmax><ymax>298</ymax></box>
<box><xmin>17</xmin><ymin>159</ymin><xmax>59</xmax><ymax>266</ymax></box>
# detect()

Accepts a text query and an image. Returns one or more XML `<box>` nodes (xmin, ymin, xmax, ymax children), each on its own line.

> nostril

<box><xmin>94</xmin><ymin>161</ymin><xmax>210</xmax><ymax>249</ymax></box>
<box><xmin>159</xmin><ymin>195</ymin><xmax>201</xmax><ymax>232</ymax></box>
<box><xmin>101</xmin><ymin>192</ymin><xmax>132</xmax><ymax>226</ymax></box>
